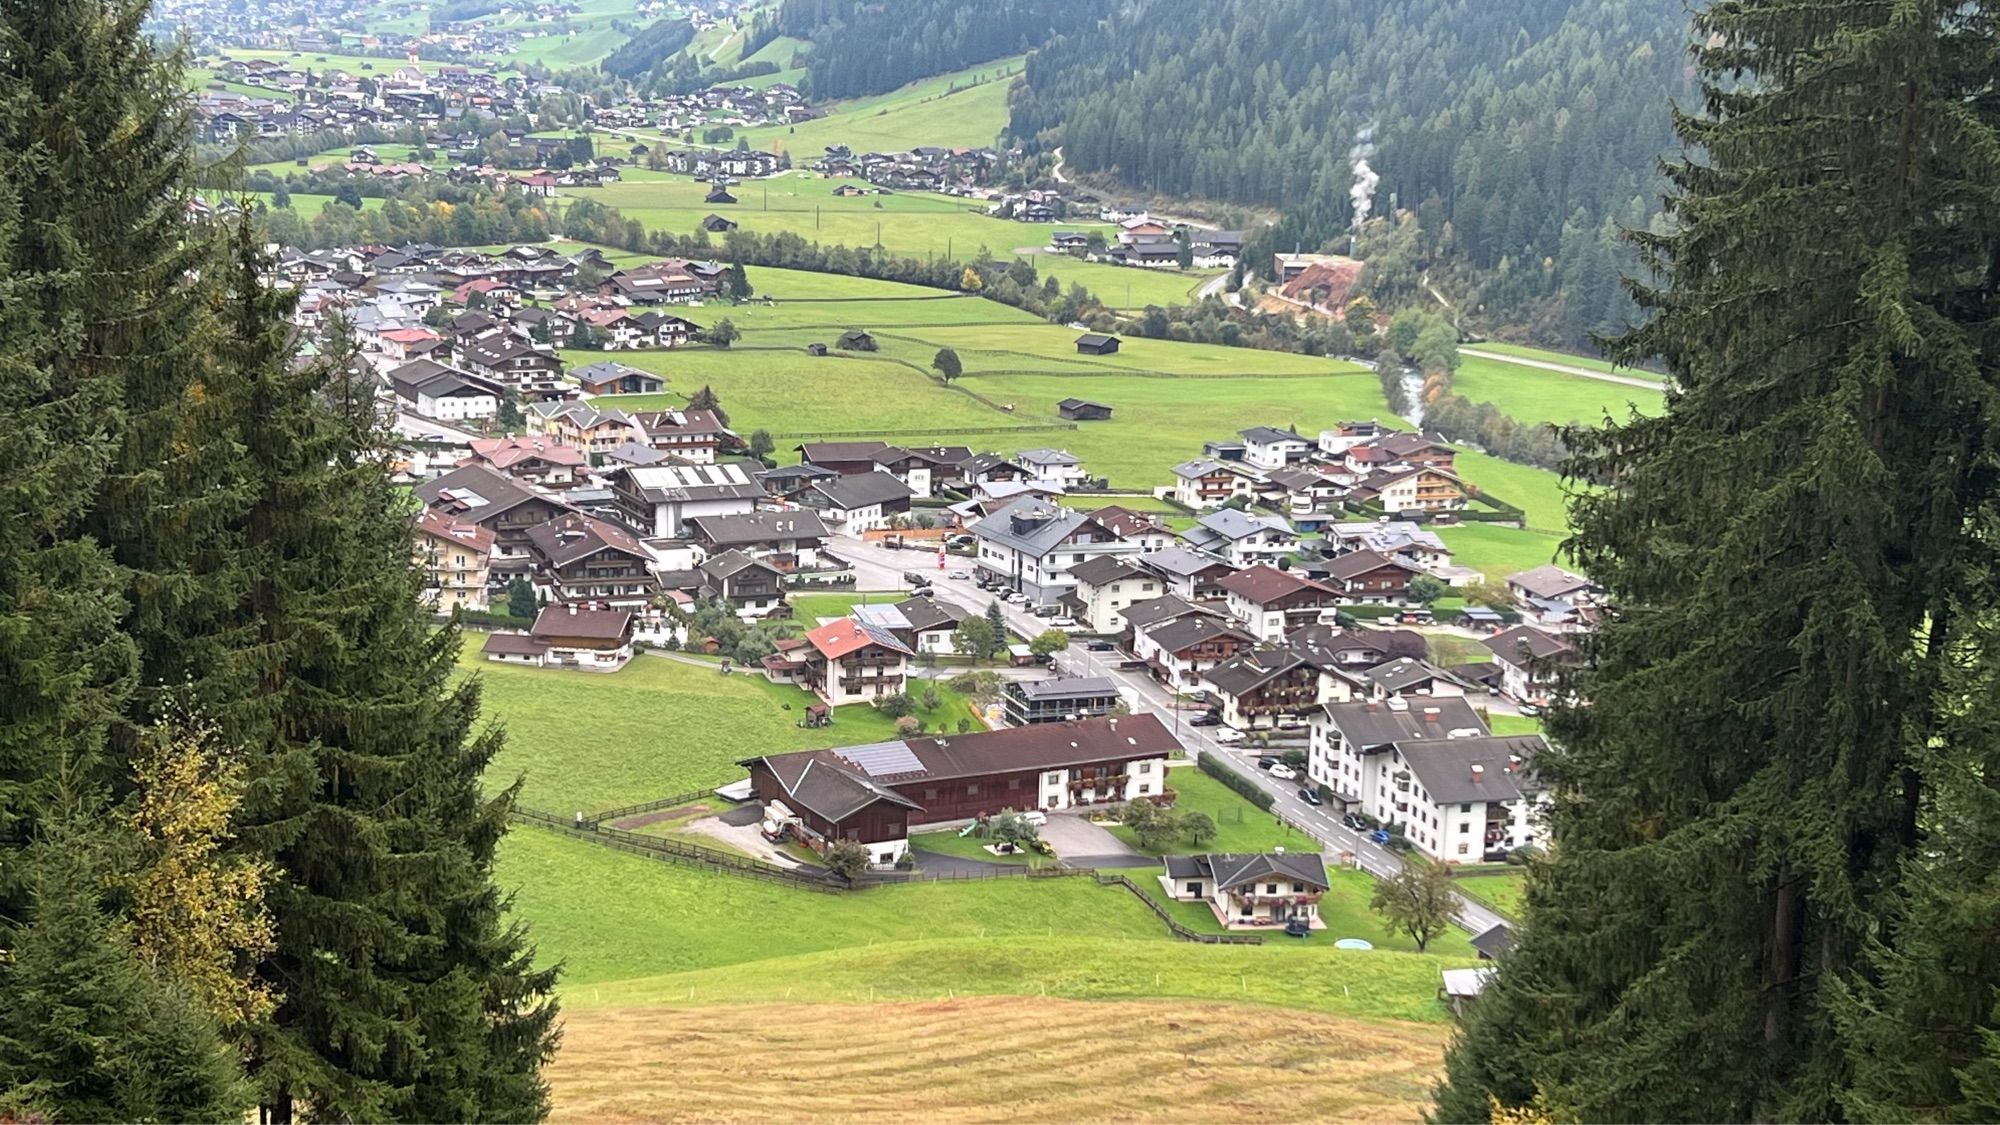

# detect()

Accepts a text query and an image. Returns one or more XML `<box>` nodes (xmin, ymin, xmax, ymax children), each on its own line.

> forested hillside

<box><xmin>767</xmin><ymin>0</ymin><xmax>1107</xmax><ymax>100</ymax></box>
<box><xmin>1008</xmin><ymin>0</ymin><xmax>1689</xmax><ymax>345</ymax></box>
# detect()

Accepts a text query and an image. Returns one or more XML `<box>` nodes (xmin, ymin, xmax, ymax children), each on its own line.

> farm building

<box><xmin>1057</xmin><ymin>397</ymin><xmax>1114</xmax><ymax>421</ymax></box>
<box><xmin>743</xmin><ymin>713</ymin><xmax>1180</xmax><ymax>866</ymax></box>
<box><xmin>837</xmin><ymin>329</ymin><xmax>878</xmax><ymax>351</ymax></box>
<box><xmin>701</xmin><ymin>213</ymin><xmax>738</xmax><ymax>232</ymax></box>
<box><xmin>705</xmin><ymin>185</ymin><xmax>737</xmax><ymax>204</ymax></box>
<box><xmin>1075</xmin><ymin>332</ymin><xmax>1121</xmax><ymax>355</ymax></box>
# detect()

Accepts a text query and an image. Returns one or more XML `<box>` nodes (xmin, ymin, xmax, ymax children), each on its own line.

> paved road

<box><xmin>1459</xmin><ymin>347</ymin><xmax>1668</xmax><ymax>392</ymax></box>
<box><xmin>827</xmin><ymin>534</ymin><xmax>1509</xmax><ymax>937</ymax></box>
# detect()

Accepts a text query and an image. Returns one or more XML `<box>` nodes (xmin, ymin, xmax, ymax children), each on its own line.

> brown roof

<box><xmin>1318</xmin><ymin>549</ymin><xmax>1420</xmax><ymax>582</ymax></box>
<box><xmin>1483</xmin><ymin>625</ymin><xmax>1576</xmax><ymax>664</ymax></box>
<box><xmin>481</xmin><ymin>632</ymin><xmax>549</xmax><ymax>657</ymax></box>
<box><xmin>1217</xmin><ymin>565</ymin><xmax>1334</xmax><ymax>605</ymax></box>
<box><xmin>525</xmin><ymin>513</ymin><xmax>650</xmax><ymax>569</ymax></box>
<box><xmin>415</xmin><ymin>508</ymin><xmax>496</xmax><ymax>553</ymax></box>
<box><xmin>530</xmin><ymin>605</ymin><xmax>632</xmax><ymax>640</ymax></box>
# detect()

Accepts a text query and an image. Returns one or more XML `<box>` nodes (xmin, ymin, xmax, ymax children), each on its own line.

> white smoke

<box><xmin>1349</xmin><ymin>123</ymin><xmax>1380</xmax><ymax>231</ymax></box>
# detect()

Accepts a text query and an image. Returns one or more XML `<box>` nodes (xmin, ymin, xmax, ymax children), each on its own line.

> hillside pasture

<box><xmin>1451</xmin><ymin>353</ymin><xmax>1664</xmax><ymax>426</ymax></box>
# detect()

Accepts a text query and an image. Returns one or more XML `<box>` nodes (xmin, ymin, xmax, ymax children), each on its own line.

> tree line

<box><xmin>1008</xmin><ymin>0</ymin><xmax>1686</xmax><ymax>349</ymax></box>
<box><xmin>1</xmin><ymin>4</ymin><xmax>558</xmax><ymax>1119</ymax></box>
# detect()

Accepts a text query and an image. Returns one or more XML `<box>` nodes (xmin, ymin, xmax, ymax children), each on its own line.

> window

<box><xmin>1137</xmin><ymin>762</ymin><xmax>1152</xmax><ymax>774</ymax></box>
<box><xmin>1460</xmin><ymin>803</ymin><xmax>1472</xmax><ymax>813</ymax></box>
<box><xmin>1457</xmin><ymin>842</ymin><xmax>1470</xmax><ymax>856</ymax></box>
<box><xmin>966</xmin><ymin>783</ymin><xmax>979</xmax><ymax>796</ymax></box>
<box><xmin>1008</xmin><ymin>778</ymin><xmax>1022</xmax><ymax>790</ymax></box>
<box><xmin>923</xmin><ymin>788</ymin><xmax>938</xmax><ymax>800</ymax></box>
<box><xmin>1137</xmin><ymin>784</ymin><xmax>1150</xmax><ymax>795</ymax></box>
<box><xmin>1186</xmin><ymin>881</ymin><xmax>1203</xmax><ymax>896</ymax></box>
<box><xmin>1265</xmin><ymin>883</ymin><xmax>1279</xmax><ymax>894</ymax></box>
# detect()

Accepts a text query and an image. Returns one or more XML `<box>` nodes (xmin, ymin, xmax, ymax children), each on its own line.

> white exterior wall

<box><xmin>1224</xmin><ymin>591</ymin><xmax>1291</xmax><ymax>643</ymax></box>
<box><xmin>418</xmin><ymin>390</ymin><xmax>499</xmax><ymax>422</ymax></box>
<box><xmin>1039</xmin><ymin>768</ymin><xmax>1071</xmax><ymax>810</ymax></box>
<box><xmin>1080</xmin><ymin>574</ymin><xmax>1161</xmax><ymax>632</ymax></box>
<box><xmin>1124</xmin><ymin>757</ymin><xmax>1168</xmax><ymax>799</ymax></box>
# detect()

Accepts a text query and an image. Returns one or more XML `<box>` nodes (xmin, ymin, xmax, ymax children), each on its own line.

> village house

<box><xmin>685</xmin><ymin>510</ymin><xmax>829</xmax><ymax>569</ymax></box>
<box><xmin>1262</xmin><ymin>465</ymin><xmax>1350</xmax><ymax>520</ymax></box>
<box><xmin>696</xmin><ymin>549</ymin><xmax>788</xmax><ymax>619</ymax></box>
<box><xmin>570</xmin><ymin>360</ymin><xmax>665</xmax><ymax>396</ymax></box>
<box><xmin>1360</xmin><ymin>657</ymin><xmax>1473</xmax><ymax>701</ymax></box>
<box><xmin>389</xmin><ymin>360</ymin><xmax>502</xmax><ymax>422</ymax></box>
<box><xmin>801</xmin><ymin>470</ymin><xmax>915</xmax><ymax>533</ymax></box>
<box><xmin>1015</xmin><ymin>448</ymin><xmax>1089</xmax><ymax>491</ymax></box>
<box><xmin>743</xmin><ymin>714</ymin><xmax>1178</xmax><ymax>866</ymax></box>
<box><xmin>1318</xmin><ymin>548</ymin><xmax>1424</xmax><ymax>605</ymax></box>
<box><xmin>1324</xmin><ymin>521</ymin><xmax>1452</xmax><ymax>570</ymax></box>
<box><xmin>798</xmin><ymin>616</ymin><xmax>912</xmax><ymax>705</ymax></box>
<box><xmin>413</xmin><ymin>509</ymin><xmax>494</xmax><ymax>614</ymax></box>
<box><xmin>633</xmin><ymin>408</ymin><xmax>731</xmax><ymax>463</ymax></box>
<box><xmin>1238</xmin><ymin>426</ymin><xmax>1314</xmax><ymax>471</ymax></box>
<box><xmin>1064</xmin><ymin>555</ymin><xmax>1162</xmax><ymax>633</ymax></box>
<box><xmin>463</xmin><ymin>435</ymin><xmax>589</xmax><ymax>489</ymax></box>
<box><xmin>1162</xmin><ymin>851</ymin><xmax>1328</xmax><ymax>929</ymax></box>
<box><xmin>1353</xmin><ymin>464</ymin><xmax>1469</xmax><ymax>513</ymax></box>
<box><xmin>969</xmin><ymin>496</ymin><xmax>1142</xmax><ymax>609</ymax></box>
<box><xmin>1308</xmin><ymin>695</ymin><xmax>1488</xmax><ymax>811</ymax></box>
<box><xmin>526</xmin><ymin>402</ymin><xmax>643</xmax><ymax>463</ymax></box>
<box><xmin>1482</xmin><ymin>624</ymin><xmax>1577</xmax><ymax>705</ymax></box>
<box><xmin>461</xmin><ymin>335</ymin><xmax>567</xmax><ymax>397</ymax></box>
<box><xmin>481</xmin><ymin>604</ymin><xmax>636</xmax><ymax>671</ymax></box>
<box><xmin>1003</xmin><ymin>675</ymin><xmax>1124</xmax><ymax>726</ymax></box>
<box><xmin>1136</xmin><ymin>545</ymin><xmax>1238</xmax><ymax>602</ymax></box>
<box><xmin>1506</xmin><ymin>564</ymin><xmax>1602</xmax><ymax>631</ymax></box>
<box><xmin>417</xmin><ymin>464</ymin><xmax>577</xmax><ymax>584</ymax></box>
<box><xmin>1133</xmin><ymin>613</ymin><xmax>1255</xmax><ymax>691</ymax></box>
<box><xmin>850</xmin><ymin>596</ymin><xmax>969</xmax><ymax>654</ymax></box>
<box><xmin>1219</xmin><ymin>565</ymin><xmax>1340</xmax><ymax>642</ymax></box>
<box><xmin>524</xmin><ymin>513</ymin><xmax>660</xmax><ymax>608</ymax></box>
<box><xmin>1204</xmin><ymin>645</ymin><xmax>1357</xmax><ymax>730</ymax></box>
<box><xmin>1170</xmin><ymin>457</ymin><xmax>1260</xmax><ymax>509</ymax></box>
<box><xmin>1182</xmin><ymin>509</ymin><xmax>1299</xmax><ymax>568</ymax></box>
<box><xmin>606</xmin><ymin>462</ymin><xmax>764</xmax><ymax>537</ymax></box>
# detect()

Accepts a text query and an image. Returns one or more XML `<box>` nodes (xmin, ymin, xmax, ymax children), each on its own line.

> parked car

<box><xmin>1212</xmin><ymin>728</ymin><xmax>1246</xmax><ymax>745</ymax></box>
<box><xmin>1005</xmin><ymin>592</ymin><xmax>1029</xmax><ymax>606</ymax></box>
<box><xmin>1296</xmin><ymin>786</ymin><xmax>1323</xmax><ymax>806</ymax></box>
<box><xmin>1022</xmin><ymin>810</ymin><xmax>1048</xmax><ymax>827</ymax></box>
<box><xmin>1049</xmin><ymin>615</ymin><xmax>1077</xmax><ymax>628</ymax></box>
<box><xmin>1342</xmin><ymin>812</ymin><xmax>1369</xmax><ymax>831</ymax></box>
<box><xmin>1518</xmin><ymin>702</ymin><xmax>1543</xmax><ymax>716</ymax></box>
<box><xmin>947</xmin><ymin>570</ymin><xmax>973</xmax><ymax>581</ymax></box>
<box><xmin>1255</xmin><ymin>755</ymin><xmax>1279</xmax><ymax>771</ymax></box>
<box><xmin>1269</xmin><ymin>763</ymin><xmax>1299</xmax><ymax>781</ymax></box>
<box><xmin>1085</xmin><ymin>639</ymin><xmax>1116</xmax><ymax>652</ymax></box>
<box><xmin>1368</xmin><ymin>828</ymin><xmax>1392</xmax><ymax>845</ymax></box>
<box><xmin>1031</xmin><ymin>604</ymin><xmax>1056</xmax><ymax>618</ymax></box>
<box><xmin>1189</xmin><ymin>712</ymin><xmax>1222</xmax><ymax>727</ymax></box>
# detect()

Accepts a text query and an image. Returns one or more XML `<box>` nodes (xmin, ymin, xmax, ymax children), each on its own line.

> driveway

<box><xmin>1039</xmin><ymin>813</ymin><xmax>1157</xmax><ymax>869</ymax></box>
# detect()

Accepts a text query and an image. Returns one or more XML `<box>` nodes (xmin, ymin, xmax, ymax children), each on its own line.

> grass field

<box><xmin>461</xmin><ymin>644</ymin><xmax>977</xmax><ymax>813</ymax></box>
<box><xmin>1485</xmin><ymin>713</ymin><xmax>1545</xmax><ymax>736</ymax></box>
<box><xmin>731</xmin><ymin>56</ymin><xmax>1025</xmax><ymax>155</ymax></box>
<box><xmin>549</xmin><ymin>996</ymin><xmax>1448</xmax><ymax>1123</ymax></box>
<box><xmin>1436</xmin><ymin>523</ymin><xmax>1568</xmax><ymax>582</ymax></box>
<box><xmin>1475</xmin><ymin>341</ymin><xmax>1666</xmax><ymax>381</ymax></box>
<box><xmin>1105</xmin><ymin>769</ymin><xmax>1319</xmax><ymax>856</ymax></box>
<box><xmin>1452</xmin><ymin>353</ymin><xmax>1664</xmax><ymax>427</ymax></box>
<box><xmin>1455</xmin><ymin>870</ymin><xmax>1527</xmax><ymax>917</ymax></box>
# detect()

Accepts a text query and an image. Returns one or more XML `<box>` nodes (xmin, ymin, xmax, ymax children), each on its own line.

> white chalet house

<box><xmin>1182</xmin><ymin>509</ymin><xmax>1299</xmax><ymax>568</ymax></box>
<box><xmin>1065</xmin><ymin>555</ymin><xmax>1162</xmax><ymax>633</ymax></box>
<box><xmin>969</xmin><ymin>495</ymin><xmax>1140</xmax><ymax>609</ymax></box>
<box><xmin>1238</xmin><ymin>425</ymin><xmax>1314</xmax><ymax>471</ymax></box>
<box><xmin>1016</xmin><ymin>448</ymin><xmax>1089</xmax><ymax>491</ymax></box>
<box><xmin>1170</xmin><ymin>457</ymin><xmax>1260</xmax><ymax>510</ymax></box>
<box><xmin>607</xmin><ymin>462</ymin><xmax>765</xmax><ymax>537</ymax></box>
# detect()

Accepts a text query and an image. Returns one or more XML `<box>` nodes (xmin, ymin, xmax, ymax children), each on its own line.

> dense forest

<box><xmin>767</xmin><ymin>0</ymin><xmax>1107</xmax><ymax>100</ymax></box>
<box><xmin>1008</xmin><ymin>0</ymin><xmax>1689</xmax><ymax>346</ymax></box>
<box><xmin>599</xmin><ymin>17</ymin><xmax>695</xmax><ymax>81</ymax></box>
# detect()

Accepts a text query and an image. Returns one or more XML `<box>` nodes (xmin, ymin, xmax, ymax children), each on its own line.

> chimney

<box><xmin>1471</xmin><ymin>764</ymin><xmax>1485</xmax><ymax>780</ymax></box>
<box><xmin>1423</xmin><ymin>706</ymin><xmax>1440</xmax><ymax>720</ymax></box>
<box><xmin>1507</xmin><ymin>754</ymin><xmax>1522</xmax><ymax>773</ymax></box>
<box><xmin>1274</xmin><ymin>846</ymin><xmax>1285</xmax><ymax>855</ymax></box>
<box><xmin>567</xmin><ymin>603</ymin><xmax>576</xmax><ymax>615</ymax></box>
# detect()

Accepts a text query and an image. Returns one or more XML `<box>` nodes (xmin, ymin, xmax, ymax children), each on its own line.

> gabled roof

<box><xmin>811</xmin><ymin>470</ymin><xmax>915</xmax><ymax>511</ymax></box>
<box><xmin>1393</xmin><ymin>735</ymin><xmax>1547</xmax><ymax>804</ymax></box>
<box><xmin>1217</xmin><ymin>565</ymin><xmax>1332</xmax><ymax>606</ymax></box>
<box><xmin>755</xmin><ymin>753</ymin><xmax>921</xmax><ymax>823</ymax></box>
<box><xmin>1144</xmin><ymin>613</ymin><xmax>1253</xmax><ymax>653</ymax></box>
<box><xmin>1138</xmin><ymin>545</ymin><xmax>1236</xmax><ymax>580</ymax></box>
<box><xmin>530</xmin><ymin>604</ymin><xmax>632</xmax><ymax>640</ymax></box>
<box><xmin>418</xmin><ymin>464</ymin><xmax>569</xmax><ymax>523</ymax></box>
<box><xmin>1204</xmin><ymin>851</ymin><xmax>1331</xmax><ymax>891</ymax></box>
<box><xmin>414</xmin><ymin>509</ymin><xmax>496</xmax><ymax>554</ymax></box>
<box><xmin>1011</xmin><ymin>675</ymin><xmax>1119</xmax><ymax>702</ymax></box>
<box><xmin>525</xmin><ymin>513</ymin><xmax>650</xmax><ymax>569</ymax></box>
<box><xmin>1506</xmin><ymin>564</ymin><xmax>1596</xmax><ymax>600</ymax></box>
<box><xmin>1362</xmin><ymin>657</ymin><xmax>1466</xmax><ymax>693</ymax></box>
<box><xmin>1203</xmin><ymin>647</ymin><xmax>1313</xmax><ymax>697</ymax></box>
<box><xmin>1319</xmin><ymin>548</ymin><xmax>1422</xmax><ymax>582</ymax></box>
<box><xmin>1193</xmin><ymin>508</ymin><xmax>1294</xmax><ymax>542</ymax></box>
<box><xmin>1068</xmin><ymin>555</ymin><xmax>1146</xmax><ymax>587</ymax></box>
<box><xmin>468</xmin><ymin>435</ymin><xmax>589</xmax><ymax>471</ymax></box>
<box><xmin>699</xmin><ymin>548</ymin><xmax>783</xmax><ymax>582</ymax></box>
<box><xmin>611</xmin><ymin>462</ymin><xmax>764</xmax><ymax>504</ymax></box>
<box><xmin>806</xmin><ymin>616</ymin><xmax>913</xmax><ymax>659</ymax></box>
<box><xmin>687</xmin><ymin>510</ymin><xmax>830</xmax><ymax>545</ymax></box>
<box><xmin>1121</xmin><ymin>595</ymin><xmax>1223</xmax><ymax>632</ymax></box>
<box><xmin>1482</xmin><ymin>625</ymin><xmax>1576</xmax><ymax>665</ymax></box>
<box><xmin>893</xmin><ymin>595</ymin><xmax>967</xmax><ymax>633</ymax></box>
<box><xmin>1320</xmin><ymin>697</ymin><xmax>1488</xmax><ymax>751</ymax></box>
<box><xmin>1238</xmin><ymin>425</ymin><xmax>1306</xmax><ymax>445</ymax></box>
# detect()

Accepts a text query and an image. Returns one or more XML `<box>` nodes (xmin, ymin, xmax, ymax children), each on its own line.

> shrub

<box><xmin>823</xmin><ymin>838</ymin><xmax>870</xmax><ymax>881</ymax></box>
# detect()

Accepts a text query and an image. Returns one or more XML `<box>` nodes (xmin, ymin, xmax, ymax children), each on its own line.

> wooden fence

<box><xmin>1092</xmin><ymin>873</ymin><xmax>1265</xmax><ymax>945</ymax></box>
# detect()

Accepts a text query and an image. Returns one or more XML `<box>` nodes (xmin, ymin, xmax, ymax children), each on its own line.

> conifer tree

<box><xmin>1435</xmin><ymin>3</ymin><xmax>2000</xmax><ymax>1120</ymax></box>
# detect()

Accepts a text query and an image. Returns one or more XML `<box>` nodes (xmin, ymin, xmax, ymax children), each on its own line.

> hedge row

<box><xmin>1197</xmin><ymin>752</ymin><xmax>1276</xmax><ymax>811</ymax></box>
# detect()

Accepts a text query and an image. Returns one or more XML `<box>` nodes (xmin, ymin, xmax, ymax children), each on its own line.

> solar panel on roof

<box><xmin>840</xmin><ymin>740</ymin><xmax>925</xmax><ymax>778</ymax></box>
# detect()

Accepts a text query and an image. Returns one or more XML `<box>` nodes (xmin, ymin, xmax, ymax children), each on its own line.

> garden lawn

<box><xmin>1436</xmin><ymin>523</ymin><xmax>1568</xmax><ymax>583</ymax></box>
<box><xmin>1107</xmin><ymin>768</ymin><xmax>1318</xmax><ymax>856</ymax></box>
<box><xmin>1454</xmin><ymin>870</ymin><xmax>1526</xmax><ymax>918</ymax></box>
<box><xmin>906</xmin><ymin>828</ymin><xmax>1046</xmax><ymax>867</ymax></box>
<box><xmin>1425</xmin><ymin>633</ymin><xmax>1496</xmax><ymax>667</ymax></box>
<box><xmin>1456</xmin><ymin>452</ymin><xmax>1572</xmax><ymax>532</ymax></box>
<box><xmin>1451</xmin><ymin>354</ymin><xmax>1663</xmax><ymax>427</ymax></box>
<box><xmin>1484</xmin><ymin>713</ymin><xmax>1545</xmax><ymax>736</ymax></box>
